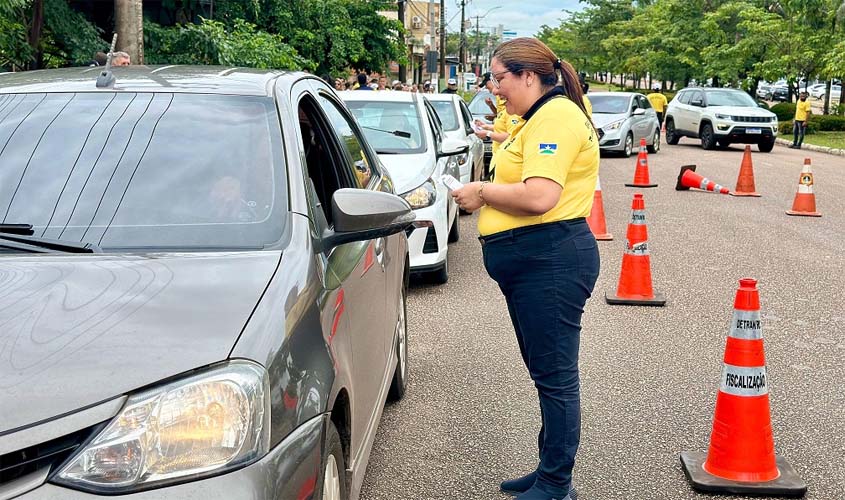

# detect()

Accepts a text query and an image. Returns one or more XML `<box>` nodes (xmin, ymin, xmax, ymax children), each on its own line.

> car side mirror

<box><xmin>632</xmin><ymin>108</ymin><xmax>646</xmax><ymax>116</ymax></box>
<box><xmin>437</xmin><ymin>137</ymin><xmax>469</xmax><ymax>158</ymax></box>
<box><xmin>320</xmin><ymin>189</ymin><xmax>415</xmax><ymax>251</ymax></box>
<box><xmin>691</xmin><ymin>99</ymin><xmax>704</xmax><ymax>107</ymax></box>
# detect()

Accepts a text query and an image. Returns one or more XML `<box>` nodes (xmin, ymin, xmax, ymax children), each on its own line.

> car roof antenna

<box><xmin>96</xmin><ymin>34</ymin><xmax>118</xmax><ymax>89</ymax></box>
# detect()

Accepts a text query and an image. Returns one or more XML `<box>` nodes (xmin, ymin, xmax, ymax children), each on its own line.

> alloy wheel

<box><xmin>323</xmin><ymin>455</ymin><xmax>341</xmax><ymax>500</ymax></box>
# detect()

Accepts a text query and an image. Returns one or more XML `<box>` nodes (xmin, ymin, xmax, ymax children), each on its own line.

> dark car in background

<box><xmin>772</xmin><ymin>85</ymin><xmax>790</xmax><ymax>102</ymax></box>
<box><xmin>0</xmin><ymin>66</ymin><xmax>412</xmax><ymax>500</ymax></box>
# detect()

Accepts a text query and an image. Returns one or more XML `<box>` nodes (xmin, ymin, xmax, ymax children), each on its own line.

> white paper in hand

<box><xmin>441</xmin><ymin>174</ymin><xmax>464</xmax><ymax>191</ymax></box>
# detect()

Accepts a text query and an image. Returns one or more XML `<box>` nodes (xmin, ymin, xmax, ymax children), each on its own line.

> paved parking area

<box><xmin>360</xmin><ymin>140</ymin><xmax>844</xmax><ymax>500</ymax></box>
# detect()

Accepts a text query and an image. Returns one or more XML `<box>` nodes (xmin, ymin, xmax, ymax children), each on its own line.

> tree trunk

<box><xmin>115</xmin><ymin>0</ymin><xmax>144</xmax><ymax>64</ymax></box>
<box><xmin>27</xmin><ymin>0</ymin><xmax>44</xmax><ymax>70</ymax></box>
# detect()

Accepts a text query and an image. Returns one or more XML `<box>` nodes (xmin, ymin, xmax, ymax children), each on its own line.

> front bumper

<box><xmin>403</xmin><ymin>199</ymin><xmax>450</xmax><ymax>272</ymax></box>
<box><xmin>715</xmin><ymin>124</ymin><xmax>777</xmax><ymax>144</ymax></box>
<box><xmin>16</xmin><ymin>416</ymin><xmax>325</xmax><ymax>499</ymax></box>
<box><xmin>598</xmin><ymin>128</ymin><xmax>625</xmax><ymax>151</ymax></box>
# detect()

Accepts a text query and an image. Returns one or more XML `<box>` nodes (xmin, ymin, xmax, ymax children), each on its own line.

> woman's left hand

<box><xmin>451</xmin><ymin>181</ymin><xmax>485</xmax><ymax>212</ymax></box>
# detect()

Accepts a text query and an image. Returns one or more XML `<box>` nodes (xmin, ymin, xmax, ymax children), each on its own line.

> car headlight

<box><xmin>401</xmin><ymin>180</ymin><xmax>436</xmax><ymax>209</ymax></box>
<box><xmin>54</xmin><ymin>361</ymin><xmax>270</xmax><ymax>493</ymax></box>
<box><xmin>606</xmin><ymin>119</ymin><xmax>624</xmax><ymax>130</ymax></box>
<box><xmin>715</xmin><ymin>113</ymin><xmax>731</xmax><ymax>120</ymax></box>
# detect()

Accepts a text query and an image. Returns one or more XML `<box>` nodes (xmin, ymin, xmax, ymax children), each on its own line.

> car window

<box><xmin>344</xmin><ymin>100</ymin><xmax>425</xmax><ymax>154</ymax></box>
<box><xmin>423</xmin><ymin>100</ymin><xmax>444</xmax><ymax>146</ymax></box>
<box><xmin>677</xmin><ymin>91</ymin><xmax>691</xmax><ymax>104</ymax></box>
<box><xmin>468</xmin><ymin>91</ymin><xmax>495</xmax><ymax>115</ymax></box>
<box><xmin>317</xmin><ymin>94</ymin><xmax>375</xmax><ymax>188</ymax></box>
<box><xmin>705</xmin><ymin>90</ymin><xmax>757</xmax><ymax>107</ymax></box>
<box><xmin>689</xmin><ymin>90</ymin><xmax>704</xmax><ymax>104</ymax></box>
<box><xmin>588</xmin><ymin>95</ymin><xmax>629</xmax><ymax>114</ymax></box>
<box><xmin>0</xmin><ymin>92</ymin><xmax>284</xmax><ymax>251</ymax></box>
<box><xmin>429</xmin><ymin>100</ymin><xmax>460</xmax><ymax>131</ymax></box>
<box><xmin>639</xmin><ymin>95</ymin><xmax>652</xmax><ymax>109</ymax></box>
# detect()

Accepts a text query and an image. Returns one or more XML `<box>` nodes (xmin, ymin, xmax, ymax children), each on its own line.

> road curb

<box><xmin>775</xmin><ymin>137</ymin><xmax>845</xmax><ymax>156</ymax></box>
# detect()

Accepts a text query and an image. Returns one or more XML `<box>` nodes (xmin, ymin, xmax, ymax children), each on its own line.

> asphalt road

<box><xmin>359</xmin><ymin>139</ymin><xmax>845</xmax><ymax>500</ymax></box>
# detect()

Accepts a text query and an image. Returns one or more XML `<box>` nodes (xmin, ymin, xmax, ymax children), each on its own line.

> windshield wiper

<box><xmin>0</xmin><ymin>224</ymin><xmax>101</xmax><ymax>253</ymax></box>
<box><xmin>361</xmin><ymin>126</ymin><xmax>412</xmax><ymax>138</ymax></box>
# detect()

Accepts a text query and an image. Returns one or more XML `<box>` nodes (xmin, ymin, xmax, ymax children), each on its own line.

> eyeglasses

<box><xmin>491</xmin><ymin>70</ymin><xmax>511</xmax><ymax>89</ymax></box>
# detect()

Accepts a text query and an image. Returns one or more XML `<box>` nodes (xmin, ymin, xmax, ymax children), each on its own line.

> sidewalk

<box><xmin>775</xmin><ymin>137</ymin><xmax>845</xmax><ymax>156</ymax></box>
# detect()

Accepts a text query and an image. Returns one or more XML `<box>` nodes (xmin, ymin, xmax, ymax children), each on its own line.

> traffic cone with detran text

<box><xmin>586</xmin><ymin>176</ymin><xmax>613</xmax><ymax>241</ymax></box>
<box><xmin>625</xmin><ymin>138</ymin><xmax>658</xmax><ymax>188</ymax></box>
<box><xmin>605</xmin><ymin>193</ymin><xmax>665</xmax><ymax>306</ymax></box>
<box><xmin>681</xmin><ymin>278</ymin><xmax>807</xmax><ymax>497</ymax></box>
<box><xmin>732</xmin><ymin>145</ymin><xmax>761</xmax><ymax>197</ymax></box>
<box><xmin>786</xmin><ymin>158</ymin><xmax>821</xmax><ymax>217</ymax></box>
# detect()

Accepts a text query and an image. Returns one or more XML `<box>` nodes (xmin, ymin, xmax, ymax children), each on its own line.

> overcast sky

<box><xmin>444</xmin><ymin>0</ymin><xmax>584</xmax><ymax>38</ymax></box>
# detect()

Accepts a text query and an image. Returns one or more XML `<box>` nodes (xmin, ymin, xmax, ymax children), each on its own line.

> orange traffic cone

<box><xmin>681</xmin><ymin>278</ymin><xmax>807</xmax><ymax>496</ymax></box>
<box><xmin>625</xmin><ymin>138</ymin><xmax>658</xmax><ymax>188</ymax></box>
<box><xmin>587</xmin><ymin>176</ymin><xmax>613</xmax><ymax>241</ymax></box>
<box><xmin>732</xmin><ymin>145</ymin><xmax>761</xmax><ymax>197</ymax></box>
<box><xmin>605</xmin><ymin>193</ymin><xmax>665</xmax><ymax>306</ymax></box>
<box><xmin>678</xmin><ymin>167</ymin><xmax>731</xmax><ymax>194</ymax></box>
<box><xmin>786</xmin><ymin>158</ymin><xmax>821</xmax><ymax>217</ymax></box>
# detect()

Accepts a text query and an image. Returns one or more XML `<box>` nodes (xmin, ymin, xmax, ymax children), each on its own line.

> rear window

<box><xmin>0</xmin><ymin>92</ymin><xmax>285</xmax><ymax>251</ymax></box>
<box><xmin>429</xmin><ymin>100</ymin><xmax>460</xmax><ymax>131</ymax></box>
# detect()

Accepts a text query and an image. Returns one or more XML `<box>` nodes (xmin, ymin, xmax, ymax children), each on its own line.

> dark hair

<box><xmin>478</xmin><ymin>72</ymin><xmax>492</xmax><ymax>88</ymax></box>
<box><xmin>356</xmin><ymin>73</ymin><xmax>368</xmax><ymax>86</ymax></box>
<box><xmin>321</xmin><ymin>73</ymin><xmax>334</xmax><ymax>86</ymax></box>
<box><xmin>492</xmin><ymin>38</ymin><xmax>592</xmax><ymax>124</ymax></box>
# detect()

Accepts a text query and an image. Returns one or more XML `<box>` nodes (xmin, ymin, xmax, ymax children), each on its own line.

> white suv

<box><xmin>664</xmin><ymin>88</ymin><xmax>778</xmax><ymax>152</ymax></box>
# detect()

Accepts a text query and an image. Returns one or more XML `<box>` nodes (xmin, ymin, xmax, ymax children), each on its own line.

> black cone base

<box><xmin>680</xmin><ymin>451</ymin><xmax>807</xmax><ymax>497</ymax></box>
<box><xmin>605</xmin><ymin>290</ymin><xmax>666</xmax><ymax>306</ymax></box>
<box><xmin>625</xmin><ymin>182</ymin><xmax>658</xmax><ymax>188</ymax></box>
<box><xmin>676</xmin><ymin>164</ymin><xmax>697</xmax><ymax>190</ymax></box>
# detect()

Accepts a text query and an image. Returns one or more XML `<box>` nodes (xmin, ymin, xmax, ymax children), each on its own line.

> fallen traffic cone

<box><xmin>786</xmin><ymin>158</ymin><xmax>821</xmax><ymax>217</ymax></box>
<box><xmin>587</xmin><ymin>176</ymin><xmax>613</xmax><ymax>241</ymax></box>
<box><xmin>681</xmin><ymin>278</ymin><xmax>807</xmax><ymax>497</ymax></box>
<box><xmin>675</xmin><ymin>165</ymin><xmax>697</xmax><ymax>190</ymax></box>
<box><xmin>625</xmin><ymin>138</ymin><xmax>658</xmax><ymax>188</ymax></box>
<box><xmin>732</xmin><ymin>145</ymin><xmax>761</xmax><ymax>197</ymax></box>
<box><xmin>605</xmin><ymin>193</ymin><xmax>665</xmax><ymax>306</ymax></box>
<box><xmin>678</xmin><ymin>168</ymin><xmax>731</xmax><ymax>195</ymax></box>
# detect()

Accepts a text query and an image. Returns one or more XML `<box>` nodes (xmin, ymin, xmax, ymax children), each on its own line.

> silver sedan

<box><xmin>591</xmin><ymin>92</ymin><xmax>661</xmax><ymax>157</ymax></box>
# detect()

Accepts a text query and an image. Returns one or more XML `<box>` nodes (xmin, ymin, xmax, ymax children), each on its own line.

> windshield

<box><xmin>468</xmin><ymin>91</ymin><xmax>494</xmax><ymax>116</ymax></box>
<box><xmin>429</xmin><ymin>100</ymin><xmax>460</xmax><ymax>131</ymax></box>
<box><xmin>588</xmin><ymin>95</ymin><xmax>631</xmax><ymax>114</ymax></box>
<box><xmin>345</xmin><ymin>101</ymin><xmax>425</xmax><ymax>154</ymax></box>
<box><xmin>0</xmin><ymin>92</ymin><xmax>285</xmax><ymax>252</ymax></box>
<box><xmin>706</xmin><ymin>90</ymin><xmax>758</xmax><ymax>107</ymax></box>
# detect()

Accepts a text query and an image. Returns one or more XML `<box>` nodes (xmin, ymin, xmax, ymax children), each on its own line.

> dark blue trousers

<box><xmin>481</xmin><ymin>219</ymin><xmax>600</xmax><ymax>496</ymax></box>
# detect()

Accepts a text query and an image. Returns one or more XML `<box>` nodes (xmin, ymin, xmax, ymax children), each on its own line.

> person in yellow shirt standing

<box><xmin>646</xmin><ymin>85</ymin><xmax>668</xmax><ymax>128</ymax></box>
<box><xmin>452</xmin><ymin>37</ymin><xmax>599</xmax><ymax>500</ymax></box>
<box><xmin>791</xmin><ymin>91</ymin><xmax>812</xmax><ymax>149</ymax></box>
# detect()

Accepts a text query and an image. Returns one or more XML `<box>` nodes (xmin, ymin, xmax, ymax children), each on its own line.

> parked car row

<box><xmin>0</xmin><ymin>65</ymin><xmax>484</xmax><ymax>500</ymax></box>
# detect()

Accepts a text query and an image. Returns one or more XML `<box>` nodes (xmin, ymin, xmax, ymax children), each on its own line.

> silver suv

<box><xmin>664</xmin><ymin>88</ymin><xmax>778</xmax><ymax>152</ymax></box>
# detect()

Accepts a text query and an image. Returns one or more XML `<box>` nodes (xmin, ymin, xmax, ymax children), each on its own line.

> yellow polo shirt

<box><xmin>478</xmin><ymin>97</ymin><xmax>599</xmax><ymax>236</ymax></box>
<box><xmin>492</xmin><ymin>97</ymin><xmax>523</xmax><ymax>156</ymax></box>
<box><xmin>646</xmin><ymin>92</ymin><xmax>668</xmax><ymax>112</ymax></box>
<box><xmin>583</xmin><ymin>95</ymin><xmax>592</xmax><ymax>117</ymax></box>
<box><xmin>794</xmin><ymin>100</ymin><xmax>812</xmax><ymax>121</ymax></box>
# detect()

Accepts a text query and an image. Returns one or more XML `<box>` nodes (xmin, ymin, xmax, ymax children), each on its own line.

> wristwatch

<box><xmin>485</xmin><ymin>130</ymin><xmax>492</xmax><ymax>140</ymax></box>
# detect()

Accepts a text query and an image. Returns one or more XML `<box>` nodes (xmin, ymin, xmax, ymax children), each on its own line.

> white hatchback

<box><xmin>341</xmin><ymin>91</ymin><xmax>467</xmax><ymax>283</ymax></box>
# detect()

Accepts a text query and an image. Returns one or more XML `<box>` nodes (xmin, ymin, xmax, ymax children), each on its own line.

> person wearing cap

<box><xmin>442</xmin><ymin>78</ymin><xmax>458</xmax><ymax>94</ymax></box>
<box><xmin>450</xmin><ymin>37</ymin><xmax>599</xmax><ymax>500</ymax></box>
<box><xmin>646</xmin><ymin>85</ymin><xmax>668</xmax><ymax>127</ymax></box>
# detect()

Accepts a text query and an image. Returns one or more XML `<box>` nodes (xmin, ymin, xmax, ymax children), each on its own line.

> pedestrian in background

<box><xmin>790</xmin><ymin>91</ymin><xmax>812</xmax><ymax>149</ymax></box>
<box><xmin>451</xmin><ymin>37</ymin><xmax>599</xmax><ymax>500</ymax></box>
<box><xmin>111</xmin><ymin>51</ymin><xmax>130</xmax><ymax>66</ymax></box>
<box><xmin>355</xmin><ymin>73</ymin><xmax>372</xmax><ymax>90</ymax></box>
<box><xmin>646</xmin><ymin>85</ymin><xmax>668</xmax><ymax>127</ymax></box>
<box><xmin>442</xmin><ymin>78</ymin><xmax>459</xmax><ymax>94</ymax></box>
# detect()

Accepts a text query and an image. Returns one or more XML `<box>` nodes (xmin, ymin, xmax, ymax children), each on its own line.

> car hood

<box><xmin>0</xmin><ymin>251</ymin><xmax>280</xmax><ymax>433</ymax></box>
<box><xmin>709</xmin><ymin>106</ymin><xmax>776</xmax><ymax>118</ymax></box>
<box><xmin>376</xmin><ymin>152</ymin><xmax>437</xmax><ymax>194</ymax></box>
<box><xmin>592</xmin><ymin>113</ymin><xmax>629</xmax><ymax>129</ymax></box>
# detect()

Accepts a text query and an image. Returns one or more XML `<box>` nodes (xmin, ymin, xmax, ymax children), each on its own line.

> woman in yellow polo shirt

<box><xmin>452</xmin><ymin>38</ymin><xmax>599</xmax><ymax>500</ymax></box>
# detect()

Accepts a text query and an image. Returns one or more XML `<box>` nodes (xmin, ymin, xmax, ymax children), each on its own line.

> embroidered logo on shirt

<box><xmin>539</xmin><ymin>143</ymin><xmax>557</xmax><ymax>155</ymax></box>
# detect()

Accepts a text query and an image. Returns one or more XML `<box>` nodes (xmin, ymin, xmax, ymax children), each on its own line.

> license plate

<box><xmin>747</xmin><ymin>128</ymin><xmax>761</xmax><ymax>134</ymax></box>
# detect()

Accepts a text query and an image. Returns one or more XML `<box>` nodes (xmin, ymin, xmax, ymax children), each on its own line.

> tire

<box><xmin>717</xmin><ymin>140</ymin><xmax>730</xmax><ymax>149</ymax></box>
<box><xmin>430</xmin><ymin>257</ymin><xmax>448</xmax><ymax>284</ymax></box>
<box><xmin>317</xmin><ymin>421</ymin><xmax>348</xmax><ymax>500</ymax></box>
<box><xmin>700</xmin><ymin>123</ymin><xmax>716</xmax><ymax>150</ymax></box>
<box><xmin>646</xmin><ymin>130</ymin><xmax>660</xmax><ymax>154</ymax></box>
<box><xmin>665</xmin><ymin>119</ymin><xmax>680</xmax><ymax>145</ymax></box>
<box><xmin>447</xmin><ymin>211</ymin><xmax>460</xmax><ymax>242</ymax></box>
<box><xmin>758</xmin><ymin>138</ymin><xmax>775</xmax><ymax>153</ymax></box>
<box><xmin>387</xmin><ymin>284</ymin><xmax>408</xmax><ymax>401</ymax></box>
<box><xmin>622</xmin><ymin>133</ymin><xmax>634</xmax><ymax>157</ymax></box>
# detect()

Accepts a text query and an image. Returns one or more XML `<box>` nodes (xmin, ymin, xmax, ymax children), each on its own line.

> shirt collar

<box><xmin>521</xmin><ymin>86</ymin><xmax>567</xmax><ymax>122</ymax></box>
